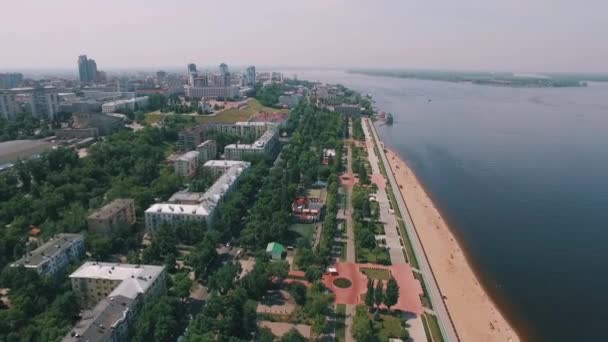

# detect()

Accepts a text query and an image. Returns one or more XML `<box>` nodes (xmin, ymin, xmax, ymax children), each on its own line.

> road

<box><xmin>343</xmin><ymin>119</ymin><xmax>356</xmax><ymax>342</ymax></box>
<box><xmin>364</xmin><ymin>117</ymin><xmax>460</xmax><ymax>342</ymax></box>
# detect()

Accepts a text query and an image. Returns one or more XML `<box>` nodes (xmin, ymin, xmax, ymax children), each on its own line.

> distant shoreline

<box><xmin>347</xmin><ymin>69</ymin><xmax>604</xmax><ymax>88</ymax></box>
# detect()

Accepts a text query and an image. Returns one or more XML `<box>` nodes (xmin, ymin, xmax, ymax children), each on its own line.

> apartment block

<box><xmin>11</xmin><ymin>233</ymin><xmax>85</xmax><ymax>277</ymax></box>
<box><xmin>87</xmin><ymin>199</ymin><xmax>136</xmax><ymax>234</ymax></box>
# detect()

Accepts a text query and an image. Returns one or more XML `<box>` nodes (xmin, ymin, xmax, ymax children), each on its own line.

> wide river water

<box><xmin>280</xmin><ymin>69</ymin><xmax>608</xmax><ymax>341</ymax></box>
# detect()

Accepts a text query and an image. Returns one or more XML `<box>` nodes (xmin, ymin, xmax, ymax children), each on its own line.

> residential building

<box><xmin>69</xmin><ymin>262</ymin><xmax>166</xmax><ymax>309</ymax></box>
<box><xmin>102</xmin><ymin>96</ymin><xmax>149</xmax><ymax>113</ymax></box>
<box><xmin>202</xmin><ymin>160</ymin><xmax>250</xmax><ymax>177</ymax></box>
<box><xmin>87</xmin><ymin>199</ymin><xmax>136</xmax><ymax>234</ymax></box>
<box><xmin>145</xmin><ymin>161</ymin><xmax>250</xmax><ymax>230</ymax></box>
<box><xmin>278</xmin><ymin>93</ymin><xmax>303</xmax><ymax>108</ymax></box>
<box><xmin>63</xmin><ymin>295</ymin><xmax>135</xmax><ymax>342</ymax></box>
<box><xmin>0</xmin><ymin>72</ymin><xmax>23</xmax><ymax>89</ymax></box>
<box><xmin>246</xmin><ymin>66</ymin><xmax>256</xmax><ymax>86</ymax></box>
<box><xmin>82</xmin><ymin>90</ymin><xmax>135</xmax><ymax>101</ymax></box>
<box><xmin>334</xmin><ymin>104</ymin><xmax>362</xmax><ymax>116</ymax></box>
<box><xmin>64</xmin><ymin>262</ymin><xmax>165</xmax><ymax>341</ymax></box>
<box><xmin>168</xmin><ymin>191</ymin><xmax>204</xmax><ymax>205</ymax></box>
<box><xmin>174</xmin><ymin>151</ymin><xmax>199</xmax><ymax>178</ymax></box>
<box><xmin>223</xmin><ymin>127</ymin><xmax>278</xmax><ymax>160</ymax></box>
<box><xmin>3</xmin><ymin>86</ymin><xmax>60</xmax><ymax>120</ymax></box>
<box><xmin>11</xmin><ymin>233</ymin><xmax>85</xmax><ymax>277</ymax></box>
<box><xmin>183</xmin><ymin>85</ymin><xmax>239</xmax><ymax>100</ymax></box>
<box><xmin>0</xmin><ymin>91</ymin><xmax>16</xmax><ymax>120</ymax></box>
<box><xmin>178</xmin><ymin>126</ymin><xmax>204</xmax><ymax>151</ymax></box>
<box><xmin>201</xmin><ymin>121</ymin><xmax>275</xmax><ymax>140</ymax></box>
<box><xmin>196</xmin><ymin>140</ymin><xmax>217</xmax><ymax>163</ymax></box>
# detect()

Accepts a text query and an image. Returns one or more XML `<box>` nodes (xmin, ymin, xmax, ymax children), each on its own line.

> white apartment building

<box><xmin>203</xmin><ymin>160</ymin><xmax>250</xmax><ymax>177</ymax></box>
<box><xmin>69</xmin><ymin>262</ymin><xmax>166</xmax><ymax>309</ymax></box>
<box><xmin>184</xmin><ymin>85</ymin><xmax>240</xmax><ymax>100</ymax></box>
<box><xmin>11</xmin><ymin>233</ymin><xmax>85</xmax><ymax>277</ymax></box>
<box><xmin>174</xmin><ymin>151</ymin><xmax>199</xmax><ymax>178</ymax></box>
<box><xmin>101</xmin><ymin>96</ymin><xmax>148</xmax><ymax>113</ymax></box>
<box><xmin>196</xmin><ymin>140</ymin><xmax>217</xmax><ymax>163</ymax></box>
<box><xmin>64</xmin><ymin>262</ymin><xmax>166</xmax><ymax>342</ymax></box>
<box><xmin>145</xmin><ymin>161</ymin><xmax>250</xmax><ymax>231</ymax></box>
<box><xmin>224</xmin><ymin>127</ymin><xmax>278</xmax><ymax>160</ymax></box>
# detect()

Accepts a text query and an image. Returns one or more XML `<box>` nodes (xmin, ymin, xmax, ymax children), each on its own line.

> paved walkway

<box><xmin>344</xmin><ymin>119</ymin><xmax>356</xmax><ymax>342</ymax></box>
<box><xmin>364</xmin><ymin>117</ymin><xmax>459</xmax><ymax>342</ymax></box>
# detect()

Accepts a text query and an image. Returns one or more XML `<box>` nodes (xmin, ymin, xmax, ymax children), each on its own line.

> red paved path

<box><xmin>322</xmin><ymin>262</ymin><xmax>424</xmax><ymax>315</ymax></box>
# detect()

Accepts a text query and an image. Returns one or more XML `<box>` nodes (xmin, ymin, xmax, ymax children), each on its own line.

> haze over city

<box><xmin>2</xmin><ymin>0</ymin><xmax>608</xmax><ymax>72</ymax></box>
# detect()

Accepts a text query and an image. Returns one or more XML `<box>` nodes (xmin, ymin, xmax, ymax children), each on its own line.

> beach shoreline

<box><xmin>380</xmin><ymin>141</ymin><xmax>521</xmax><ymax>342</ymax></box>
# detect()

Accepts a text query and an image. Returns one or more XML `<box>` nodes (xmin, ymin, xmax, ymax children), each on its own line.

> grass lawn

<box><xmin>144</xmin><ymin>98</ymin><xmax>287</xmax><ymax>125</ymax></box>
<box><xmin>357</xmin><ymin>247</ymin><xmax>391</xmax><ymax>266</ymax></box>
<box><xmin>424</xmin><ymin>313</ymin><xmax>444</xmax><ymax>342</ymax></box>
<box><xmin>413</xmin><ymin>271</ymin><xmax>433</xmax><ymax>309</ymax></box>
<box><xmin>288</xmin><ymin>223</ymin><xmax>315</xmax><ymax>244</ymax></box>
<box><xmin>374</xmin><ymin>314</ymin><xmax>407</xmax><ymax>341</ymax></box>
<box><xmin>335</xmin><ymin>304</ymin><xmax>346</xmax><ymax>342</ymax></box>
<box><xmin>360</xmin><ymin>267</ymin><xmax>391</xmax><ymax>280</ymax></box>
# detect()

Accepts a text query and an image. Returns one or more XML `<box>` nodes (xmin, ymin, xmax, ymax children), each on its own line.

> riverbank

<box><xmin>382</xmin><ymin>145</ymin><xmax>520</xmax><ymax>342</ymax></box>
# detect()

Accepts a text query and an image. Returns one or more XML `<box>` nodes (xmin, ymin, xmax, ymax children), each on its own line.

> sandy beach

<box><xmin>384</xmin><ymin>147</ymin><xmax>520</xmax><ymax>342</ymax></box>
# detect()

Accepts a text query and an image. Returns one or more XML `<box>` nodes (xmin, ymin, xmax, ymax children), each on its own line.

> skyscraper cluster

<box><xmin>78</xmin><ymin>55</ymin><xmax>99</xmax><ymax>83</ymax></box>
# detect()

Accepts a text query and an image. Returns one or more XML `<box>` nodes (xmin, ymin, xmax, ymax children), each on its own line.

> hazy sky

<box><xmin>1</xmin><ymin>0</ymin><xmax>607</xmax><ymax>72</ymax></box>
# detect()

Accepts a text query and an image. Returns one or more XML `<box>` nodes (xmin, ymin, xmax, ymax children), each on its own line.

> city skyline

<box><xmin>1</xmin><ymin>0</ymin><xmax>607</xmax><ymax>73</ymax></box>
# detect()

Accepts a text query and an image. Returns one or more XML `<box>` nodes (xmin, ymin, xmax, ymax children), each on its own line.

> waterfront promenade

<box><xmin>363</xmin><ymin>117</ymin><xmax>460</xmax><ymax>342</ymax></box>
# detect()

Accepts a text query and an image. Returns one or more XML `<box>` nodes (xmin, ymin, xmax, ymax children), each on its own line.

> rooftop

<box><xmin>203</xmin><ymin>159</ymin><xmax>250</xmax><ymax>168</ymax></box>
<box><xmin>70</xmin><ymin>262</ymin><xmax>165</xmax><ymax>300</ymax></box>
<box><xmin>63</xmin><ymin>295</ymin><xmax>135</xmax><ymax>342</ymax></box>
<box><xmin>88</xmin><ymin>199</ymin><xmax>133</xmax><ymax>221</ymax></box>
<box><xmin>12</xmin><ymin>233</ymin><xmax>84</xmax><ymax>268</ymax></box>
<box><xmin>176</xmin><ymin>151</ymin><xmax>199</xmax><ymax>162</ymax></box>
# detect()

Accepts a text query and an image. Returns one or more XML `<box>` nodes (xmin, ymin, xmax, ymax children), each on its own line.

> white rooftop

<box><xmin>177</xmin><ymin>150</ymin><xmax>199</xmax><ymax>162</ymax></box>
<box><xmin>70</xmin><ymin>262</ymin><xmax>165</xmax><ymax>300</ymax></box>
<box><xmin>203</xmin><ymin>159</ymin><xmax>249</xmax><ymax>168</ymax></box>
<box><xmin>146</xmin><ymin>203</ymin><xmax>209</xmax><ymax>216</ymax></box>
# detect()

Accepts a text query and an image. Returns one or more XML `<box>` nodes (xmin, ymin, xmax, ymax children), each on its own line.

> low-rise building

<box><xmin>145</xmin><ymin>161</ymin><xmax>250</xmax><ymax>231</ymax></box>
<box><xmin>196</xmin><ymin>140</ymin><xmax>217</xmax><ymax>163</ymax></box>
<box><xmin>11</xmin><ymin>233</ymin><xmax>85</xmax><ymax>277</ymax></box>
<box><xmin>87</xmin><ymin>199</ymin><xmax>136</xmax><ymax>234</ymax></box>
<box><xmin>334</xmin><ymin>104</ymin><xmax>362</xmax><ymax>116</ymax></box>
<box><xmin>184</xmin><ymin>85</ymin><xmax>240</xmax><ymax>100</ymax></box>
<box><xmin>101</xmin><ymin>96</ymin><xmax>148</xmax><ymax>113</ymax></box>
<box><xmin>278</xmin><ymin>93</ymin><xmax>303</xmax><ymax>108</ymax></box>
<box><xmin>174</xmin><ymin>151</ymin><xmax>199</xmax><ymax>178</ymax></box>
<box><xmin>224</xmin><ymin>127</ymin><xmax>278</xmax><ymax>160</ymax></box>
<box><xmin>178</xmin><ymin>126</ymin><xmax>204</xmax><ymax>151</ymax></box>
<box><xmin>203</xmin><ymin>159</ymin><xmax>250</xmax><ymax>177</ymax></box>
<box><xmin>63</xmin><ymin>295</ymin><xmax>135</xmax><ymax>342</ymax></box>
<box><xmin>69</xmin><ymin>262</ymin><xmax>166</xmax><ymax>309</ymax></box>
<box><xmin>64</xmin><ymin>262</ymin><xmax>166</xmax><ymax>341</ymax></box>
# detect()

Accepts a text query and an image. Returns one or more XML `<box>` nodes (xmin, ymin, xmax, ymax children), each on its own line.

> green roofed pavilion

<box><xmin>266</xmin><ymin>242</ymin><xmax>285</xmax><ymax>260</ymax></box>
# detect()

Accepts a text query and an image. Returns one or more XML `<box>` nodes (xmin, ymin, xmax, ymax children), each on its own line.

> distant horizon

<box><xmin>3</xmin><ymin>65</ymin><xmax>608</xmax><ymax>78</ymax></box>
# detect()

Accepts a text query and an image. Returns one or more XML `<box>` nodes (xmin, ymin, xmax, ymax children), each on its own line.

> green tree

<box><xmin>365</xmin><ymin>278</ymin><xmax>375</xmax><ymax>309</ymax></box>
<box><xmin>280</xmin><ymin>328</ymin><xmax>307</xmax><ymax>342</ymax></box>
<box><xmin>172</xmin><ymin>272</ymin><xmax>192</xmax><ymax>302</ymax></box>
<box><xmin>352</xmin><ymin>305</ymin><xmax>376</xmax><ymax>342</ymax></box>
<box><xmin>208</xmin><ymin>262</ymin><xmax>241</xmax><ymax>295</ymax></box>
<box><xmin>384</xmin><ymin>277</ymin><xmax>399</xmax><ymax>311</ymax></box>
<box><xmin>374</xmin><ymin>280</ymin><xmax>384</xmax><ymax>309</ymax></box>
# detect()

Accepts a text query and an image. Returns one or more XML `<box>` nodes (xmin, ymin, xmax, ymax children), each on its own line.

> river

<box><xmin>279</xmin><ymin>69</ymin><xmax>608</xmax><ymax>341</ymax></box>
